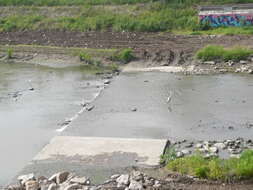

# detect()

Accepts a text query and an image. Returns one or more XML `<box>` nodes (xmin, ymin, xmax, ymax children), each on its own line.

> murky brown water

<box><xmin>0</xmin><ymin>62</ymin><xmax>103</xmax><ymax>185</ymax></box>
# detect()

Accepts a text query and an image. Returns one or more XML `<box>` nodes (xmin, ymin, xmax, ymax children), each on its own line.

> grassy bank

<box><xmin>166</xmin><ymin>150</ymin><xmax>253</xmax><ymax>181</ymax></box>
<box><xmin>196</xmin><ymin>45</ymin><xmax>253</xmax><ymax>61</ymax></box>
<box><xmin>1</xmin><ymin>0</ymin><xmax>253</xmax><ymax>34</ymax></box>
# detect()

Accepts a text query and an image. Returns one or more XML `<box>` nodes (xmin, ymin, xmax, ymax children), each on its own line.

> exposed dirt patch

<box><xmin>1</xmin><ymin>31</ymin><xmax>253</xmax><ymax>67</ymax></box>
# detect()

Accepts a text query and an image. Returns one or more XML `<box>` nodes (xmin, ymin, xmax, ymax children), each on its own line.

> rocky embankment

<box><xmin>6</xmin><ymin>171</ymin><xmax>179</xmax><ymax>190</ymax></box>
<box><xmin>169</xmin><ymin>138</ymin><xmax>253</xmax><ymax>159</ymax></box>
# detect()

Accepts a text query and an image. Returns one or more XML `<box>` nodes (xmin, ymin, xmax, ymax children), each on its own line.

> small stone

<box><xmin>248</xmin><ymin>69</ymin><xmax>253</xmax><ymax>74</ymax></box>
<box><xmin>184</xmin><ymin>143</ymin><xmax>193</xmax><ymax>148</ymax></box>
<box><xmin>64</xmin><ymin>183</ymin><xmax>82</xmax><ymax>190</ymax></box>
<box><xmin>6</xmin><ymin>185</ymin><xmax>24</xmax><ymax>190</ymax></box>
<box><xmin>104</xmin><ymin>80</ymin><xmax>111</xmax><ymax>85</ymax></box>
<box><xmin>25</xmin><ymin>180</ymin><xmax>39</xmax><ymax>190</ymax></box>
<box><xmin>153</xmin><ymin>180</ymin><xmax>161</xmax><ymax>188</ymax></box>
<box><xmin>176</xmin><ymin>151</ymin><xmax>184</xmax><ymax>158</ymax></box>
<box><xmin>214</xmin><ymin>143</ymin><xmax>226</xmax><ymax>149</ymax></box>
<box><xmin>49</xmin><ymin>171</ymin><xmax>69</xmax><ymax>184</ymax></box>
<box><xmin>228</xmin><ymin>126</ymin><xmax>234</xmax><ymax>130</ymax></box>
<box><xmin>47</xmin><ymin>183</ymin><xmax>57</xmax><ymax>190</ymax></box>
<box><xmin>181</xmin><ymin>149</ymin><xmax>191</xmax><ymax>155</ymax></box>
<box><xmin>18</xmin><ymin>174</ymin><xmax>35</xmax><ymax>186</ymax></box>
<box><xmin>203</xmin><ymin>61</ymin><xmax>216</xmax><ymax>65</ymax></box>
<box><xmin>209</xmin><ymin>147</ymin><xmax>218</xmax><ymax>153</ymax></box>
<box><xmin>230</xmin><ymin>154</ymin><xmax>240</xmax><ymax>159</ymax></box>
<box><xmin>86</xmin><ymin>105</ymin><xmax>95</xmax><ymax>111</ymax></box>
<box><xmin>129</xmin><ymin>180</ymin><xmax>143</xmax><ymax>190</ymax></box>
<box><xmin>111</xmin><ymin>174</ymin><xmax>120</xmax><ymax>179</ymax></box>
<box><xmin>70</xmin><ymin>176</ymin><xmax>90</xmax><ymax>185</ymax></box>
<box><xmin>131</xmin><ymin>107</ymin><xmax>137</xmax><ymax>112</ymax></box>
<box><xmin>240</xmin><ymin>60</ymin><xmax>247</xmax><ymax>64</ymax></box>
<box><xmin>131</xmin><ymin>171</ymin><xmax>143</xmax><ymax>181</ymax></box>
<box><xmin>195</xmin><ymin>143</ymin><xmax>203</xmax><ymax>148</ymax></box>
<box><xmin>116</xmin><ymin>174</ymin><xmax>130</xmax><ymax>186</ymax></box>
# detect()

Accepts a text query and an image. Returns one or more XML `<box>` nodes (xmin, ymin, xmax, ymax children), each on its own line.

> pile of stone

<box><xmin>6</xmin><ymin>171</ymin><xmax>165</xmax><ymax>190</ymax></box>
<box><xmin>172</xmin><ymin>138</ymin><xmax>253</xmax><ymax>159</ymax></box>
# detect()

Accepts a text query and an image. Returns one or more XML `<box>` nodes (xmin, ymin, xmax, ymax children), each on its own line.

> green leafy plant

<box><xmin>167</xmin><ymin>150</ymin><xmax>253</xmax><ymax>181</ymax></box>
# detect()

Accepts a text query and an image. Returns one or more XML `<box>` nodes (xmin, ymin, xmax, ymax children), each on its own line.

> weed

<box><xmin>166</xmin><ymin>150</ymin><xmax>253</xmax><ymax>181</ymax></box>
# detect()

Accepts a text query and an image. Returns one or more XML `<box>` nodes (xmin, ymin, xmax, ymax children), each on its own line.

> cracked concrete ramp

<box><xmin>34</xmin><ymin>136</ymin><xmax>167</xmax><ymax>166</ymax></box>
<box><xmin>17</xmin><ymin>136</ymin><xmax>168</xmax><ymax>183</ymax></box>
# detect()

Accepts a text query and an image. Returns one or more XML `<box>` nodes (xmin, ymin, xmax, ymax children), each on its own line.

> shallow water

<box><xmin>1</xmin><ymin>63</ymin><xmax>253</xmax><ymax>185</ymax></box>
<box><xmin>0</xmin><ymin>62</ymin><xmax>103</xmax><ymax>185</ymax></box>
<box><xmin>68</xmin><ymin>72</ymin><xmax>253</xmax><ymax>141</ymax></box>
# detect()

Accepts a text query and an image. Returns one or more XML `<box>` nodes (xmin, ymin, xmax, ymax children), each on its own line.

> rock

<box><xmin>209</xmin><ymin>147</ymin><xmax>218</xmax><ymax>153</ymax></box>
<box><xmin>131</xmin><ymin>107</ymin><xmax>137</xmax><ymax>112</ymax></box>
<box><xmin>240</xmin><ymin>60</ymin><xmax>247</xmax><ymax>64</ymax></box>
<box><xmin>195</xmin><ymin>143</ymin><xmax>203</xmax><ymax>148</ymax></box>
<box><xmin>176</xmin><ymin>151</ymin><xmax>184</xmax><ymax>158</ymax></box>
<box><xmin>248</xmin><ymin>69</ymin><xmax>253</xmax><ymax>74</ymax></box>
<box><xmin>18</xmin><ymin>174</ymin><xmax>35</xmax><ymax>186</ymax></box>
<box><xmin>116</xmin><ymin>174</ymin><xmax>130</xmax><ymax>186</ymax></box>
<box><xmin>111</xmin><ymin>174</ymin><xmax>120</xmax><ymax>179</ymax></box>
<box><xmin>181</xmin><ymin>149</ymin><xmax>191</xmax><ymax>155</ymax></box>
<box><xmin>49</xmin><ymin>171</ymin><xmax>69</xmax><ymax>184</ymax></box>
<box><xmin>214</xmin><ymin>143</ymin><xmax>226</xmax><ymax>149</ymax></box>
<box><xmin>6</xmin><ymin>185</ymin><xmax>24</xmax><ymax>190</ymax></box>
<box><xmin>203</xmin><ymin>61</ymin><xmax>216</xmax><ymax>65</ymax></box>
<box><xmin>228</xmin><ymin>126</ymin><xmax>234</xmax><ymax>130</ymax></box>
<box><xmin>227</xmin><ymin>60</ymin><xmax>234</xmax><ymax>66</ymax></box>
<box><xmin>63</xmin><ymin>183</ymin><xmax>82</xmax><ymax>190</ymax></box>
<box><xmin>230</xmin><ymin>154</ymin><xmax>240</xmax><ymax>159</ymax></box>
<box><xmin>184</xmin><ymin>143</ymin><xmax>193</xmax><ymax>148</ymax></box>
<box><xmin>104</xmin><ymin>80</ymin><xmax>111</xmax><ymax>85</ymax></box>
<box><xmin>153</xmin><ymin>180</ymin><xmax>161</xmax><ymax>188</ymax></box>
<box><xmin>235</xmin><ymin>68</ymin><xmax>241</xmax><ymax>73</ymax></box>
<box><xmin>129</xmin><ymin>180</ymin><xmax>143</xmax><ymax>190</ymax></box>
<box><xmin>47</xmin><ymin>183</ymin><xmax>57</xmax><ymax>190</ymax></box>
<box><xmin>70</xmin><ymin>176</ymin><xmax>90</xmax><ymax>185</ymax></box>
<box><xmin>86</xmin><ymin>105</ymin><xmax>95</xmax><ymax>111</ymax></box>
<box><xmin>131</xmin><ymin>171</ymin><xmax>143</xmax><ymax>182</ymax></box>
<box><xmin>25</xmin><ymin>180</ymin><xmax>39</xmax><ymax>190</ymax></box>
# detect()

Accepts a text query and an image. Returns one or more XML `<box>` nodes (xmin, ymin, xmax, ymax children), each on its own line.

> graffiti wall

<box><xmin>199</xmin><ymin>14</ymin><xmax>253</xmax><ymax>27</ymax></box>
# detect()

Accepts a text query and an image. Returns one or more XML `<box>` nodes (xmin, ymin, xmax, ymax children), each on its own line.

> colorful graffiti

<box><xmin>199</xmin><ymin>14</ymin><xmax>253</xmax><ymax>27</ymax></box>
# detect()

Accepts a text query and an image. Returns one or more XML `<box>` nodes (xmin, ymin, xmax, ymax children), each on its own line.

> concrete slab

<box><xmin>34</xmin><ymin>136</ymin><xmax>168</xmax><ymax>166</ymax></box>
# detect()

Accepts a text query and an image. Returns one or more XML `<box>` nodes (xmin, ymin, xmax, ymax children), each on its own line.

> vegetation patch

<box><xmin>111</xmin><ymin>48</ymin><xmax>134</xmax><ymax>63</ymax></box>
<box><xmin>166</xmin><ymin>150</ymin><xmax>253</xmax><ymax>181</ymax></box>
<box><xmin>196</xmin><ymin>45</ymin><xmax>253</xmax><ymax>61</ymax></box>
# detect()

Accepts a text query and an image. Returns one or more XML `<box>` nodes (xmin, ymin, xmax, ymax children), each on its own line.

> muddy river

<box><xmin>1</xmin><ymin>62</ymin><xmax>253</xmax><ymax>185</ymax></box>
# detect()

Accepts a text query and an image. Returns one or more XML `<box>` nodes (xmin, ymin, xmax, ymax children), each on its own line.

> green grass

<box><xmin>196</xmin><ymin>45</ymin><xmax>253</xmax><ymax>61</ymax></box>
<box><xmin>0</xmin><ymin>1</ymin><xmax>253</xmax><ymax>33</ymax></box>
<box><xmin>167</xmin><ymin>150</ymin><xmax>253</xmax><ymax>181</ymax></box>
<box><xmin>6</xmin><ymin>48</ymin><xmax>13</xmax><ymax>59</ymax></box>
<box><xmin>110</xmin><ymin>48</ymin><xmax>135</xmax><ymax>63</ymax></box>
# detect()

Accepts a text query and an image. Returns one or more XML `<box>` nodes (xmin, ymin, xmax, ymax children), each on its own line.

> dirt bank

<box><xmin>2</xmin><ymin>31</ymin><xmax>253</xmax><ymax>73</ymax></box>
